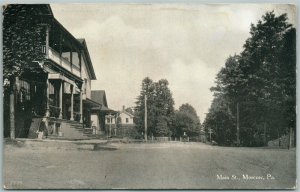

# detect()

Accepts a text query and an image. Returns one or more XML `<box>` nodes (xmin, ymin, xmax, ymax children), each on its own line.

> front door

<box><xmin>63</xmin><ymin>94</ymin><xmax>71</xmax><ymax>120</ymax></box>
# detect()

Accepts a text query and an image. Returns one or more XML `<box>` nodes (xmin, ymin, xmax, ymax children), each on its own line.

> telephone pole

<box><xmin>144</xmin><ymin>95</ymin><xmax>148</xmax><ymax>142</ymax></box>
<box><xmin>208</xmin><ymin>128</ymin><xmax>212</xmax><ymax>142</ymax></box>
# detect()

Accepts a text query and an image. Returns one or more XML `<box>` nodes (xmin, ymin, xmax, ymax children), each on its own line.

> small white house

<box><xmin>118</xmin><ymin>111</ymin><xmax>134</xmax><ymax>125</ymax></box>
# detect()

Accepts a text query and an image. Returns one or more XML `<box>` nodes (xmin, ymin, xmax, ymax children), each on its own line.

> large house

<box><xmin>3</xmin><ymin>5</ymin><xmax>102</xmax><ymax>139</ymax></box>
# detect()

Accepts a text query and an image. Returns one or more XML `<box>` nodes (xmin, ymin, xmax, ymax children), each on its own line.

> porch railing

<box><xmin>48</xmin><ymin>47</ymin><xmax>81</xmax><ymax>78</ymax></box>
<box><xmin>48</xmin><ymin>47</ymin><xmax>60</xmax><ymax>64</ymax></box>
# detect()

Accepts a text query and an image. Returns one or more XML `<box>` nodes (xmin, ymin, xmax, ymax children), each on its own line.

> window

<box><xmin>107</xmin><ymin>118</ymin><xmax>110</xmax><ymax>123</ymax></box>
<box><xmin>126</xmin><ymin>118</ymin><xmax>129</xmax><ymax>123</ymax></box>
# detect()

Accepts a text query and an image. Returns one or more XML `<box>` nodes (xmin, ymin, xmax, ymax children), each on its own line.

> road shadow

<box><xmin>92</xmin><ymin>144</ymin><xmax>118</xmax><ymax>151</ymax></box>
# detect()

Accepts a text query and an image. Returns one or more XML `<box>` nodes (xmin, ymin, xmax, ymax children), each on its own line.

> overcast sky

<box><xmin>51</xmin><ymin>3</ymin><xmax>295</xmax><ymax>121</ymax></box>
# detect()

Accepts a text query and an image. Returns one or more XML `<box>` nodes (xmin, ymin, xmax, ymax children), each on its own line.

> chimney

<box><xmin>122</xmin><ymin>105</ymin><xmax>125</xmax><ymax>111</ymax></box>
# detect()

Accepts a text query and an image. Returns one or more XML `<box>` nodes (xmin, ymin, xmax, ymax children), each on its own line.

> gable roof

<box><xmin>119</xmin><ymin>110</ymin><xmax>134</xmax><ymax>118</ymax></box>
<box><xmin>91</xmin><ymin>90</ymin><xmax>108</xmax><ymax>107</ymax></box>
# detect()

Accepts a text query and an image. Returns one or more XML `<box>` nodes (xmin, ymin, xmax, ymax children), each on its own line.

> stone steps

<box><xmin>55</xmin><ymin>120</ymin><xmax>96</xmax><ymax>140</ymax></box>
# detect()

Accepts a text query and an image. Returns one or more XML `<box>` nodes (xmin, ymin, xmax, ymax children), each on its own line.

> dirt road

<box><xmin>3</xmin><ymin>141</ymin><xmax>296</xmax><ymax>189</ymax></box>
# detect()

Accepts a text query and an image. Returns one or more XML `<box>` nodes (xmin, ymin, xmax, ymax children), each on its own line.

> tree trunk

<box><xmin>9</xmin><ymin>81</ymin><xmax>16</xmax><ymax>139</ymax></box>
<box><xmin>263</xmin><ymin>122</ymin><xmax>267</xmax><ymax>146</ymax></box>
<box><xmin>9</xmin><ymin>76</ymin><xmax>19</xmax><ymax>139</ymax></box>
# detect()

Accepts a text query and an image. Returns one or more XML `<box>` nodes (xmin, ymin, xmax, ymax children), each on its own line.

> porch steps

<box><xmin>58</xmin><ymin>120</ymin><xmax>97</xmax><ymax>140</ymax></box>
<box><xmin>28</xmin><ymin>118</ymin><xmax>43</xmax><ymax>139</ymax></box>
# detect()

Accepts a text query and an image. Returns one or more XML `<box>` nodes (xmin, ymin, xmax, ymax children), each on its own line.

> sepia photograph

<box><xmin>2</xmin><ymin>3</ymin><xmax>296</xmax><ymax>189</ymax></box>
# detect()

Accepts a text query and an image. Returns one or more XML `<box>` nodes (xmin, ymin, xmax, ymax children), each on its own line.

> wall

<box><xmin>119</xmin><ymin>112</ymin><xmax>134</xmax><ymax>124</ymax></box>
<box><xmin>91</xmin><ymin>114</ymin><xmax>99</xmax><ymax>129</ymax></box>
<box><xmin>81</xmin><ymin>55</ymin><xmax>91</xmax><ymax>99</ymax></box>
<box><xmin>71</xmin><ymin>52</ymin><xmax>80</xmax><ymax>68</ymax></box>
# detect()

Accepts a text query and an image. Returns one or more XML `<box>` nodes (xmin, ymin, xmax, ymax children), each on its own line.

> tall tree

<box><xmin>205</xmin><ymin>11</ymin><xmax>296</xmax><ymax>146</ymax></box>
<box><xmin>202</xmin><ymin>95</ymin><xmax>236</xmax><ymax>145</ymax></box>
<box><xmin>173</xmin><ymin>103</ymin><xmax>201</xmax><ymax>138</ymax></box>
<box><xmin>134</xmin><ymin>77</ymin><xmax>155</xmax><ymax>135</ymax></box>
<box><xmin>134</xmin><ymin>77</ymin><xmax>175</xmax><ymax>137</ymax></box>
<box><xmin>3</xmin><ymin>5</ymin><xmax>48</xmax><ymax>138</ymax></box>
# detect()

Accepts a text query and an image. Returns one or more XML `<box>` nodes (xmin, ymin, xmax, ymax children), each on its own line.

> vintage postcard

<box><xmin>2</xmin><ymin>3</ymin><xmax>296</xmax><ymax>189</ymax></box>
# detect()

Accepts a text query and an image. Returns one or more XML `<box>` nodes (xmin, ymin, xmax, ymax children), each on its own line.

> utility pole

<box><xmin>209</xmin><ymin>128</ymin><xmax>212</xmax><ymax>142</ymax></box>
<box><xmin>236</xmin><ymin>102</ymin><xmax>240</xmax><ymax>146</ymax></box>
<box><xmin>144</xmin><ymin>95</ymin><xmax>148</xmax><ymax>142</ymax></box>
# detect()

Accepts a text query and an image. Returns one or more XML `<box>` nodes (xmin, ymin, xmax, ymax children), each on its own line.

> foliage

<box><xmin>134</xmin><ymin>77</ymin><xmax>175</xmax><ymax>137</ymax></box>
<box><xmin>3</xmin><ymin>4</ymin><xmax>47</xmax><ymax>88</ymax></box>
<box><xmin>154</xmin><ymin>116</ymin><xmax>171</xmax><ymax>137</ymax></box>
<box><xmin>202</xmin><ymin>95</ymin><xmax>236</xmax><ymax>145</ymax></box>
<box><xmin>204</xmin><ymin>11</ymin><xmax>296</xmax><ymax>146</ymax></box>
<box><xmin>172</xmin><ymin>103</ymin><xmax>201</xmax><ymax>137</ymax></box>
<box><xmin>125</xmin><ymin>107</ymin><xmax>134</xmax><ymax>115</ymax></box>
<box><xmin>3</xmin><ymin>5</ymin><xmax>50</xmax><ymax>138</ymax></box>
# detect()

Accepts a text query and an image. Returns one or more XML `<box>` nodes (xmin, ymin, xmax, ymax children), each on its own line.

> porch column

<box><xmin>45</xmin><ymin>78</ymin><xmax>50</xmax><ymax>117</ymax></box>
<box><xmin>45</xmin><ymin>25</ymin><xmax>49</xmax><ymax>59</ymax></box>
<box><xmin>80</xmin><ymin>91</ymin><xmax>83</xmax><ymax>123</ymax></box>
<box><xmin>70</xmin><ymin>85</ymin><xmax>74</xmax><ymax>121</ymax></box>
<box><xmin>59</xmin><ymin>81</ymin><xmax>63</xmax><ymax>119</ymax></box>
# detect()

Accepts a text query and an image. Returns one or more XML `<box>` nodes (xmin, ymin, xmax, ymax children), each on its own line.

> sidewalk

<box><xmin>4</xmin><ymin>138</ymin><xmax>110</xmax><ymax>151</ymax></box>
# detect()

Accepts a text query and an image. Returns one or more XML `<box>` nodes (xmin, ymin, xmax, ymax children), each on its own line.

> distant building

<box><xmin>115</xmin><ymin>106</ymin><xmax>136</xmax><ymax>137</ymax></box>
<box><xmin>118</xmin><ymin>106</ymin><xmax>134</xmax><ymax>125</ymax></box>
<box><xmin>91</xmin><ymin>90</ymin><xmax>117</xmax><ymax>137</ymax></box>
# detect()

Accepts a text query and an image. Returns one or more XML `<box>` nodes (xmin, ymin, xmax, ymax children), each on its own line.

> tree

<box><xmin>154</xmin><ymin>116</ymin><xmax>170</xmax><ymax>137</ymax></box>
<box><xmin>134</xmin><ymin>77</ymin><xmax>175</xmax><ymax>137</ymax></box>
<box><xmin>134</xmin><ymin>77</ymin><xmax>156</xmax><ymax>135</ymax></box>
<box><xmin>202</xmin><ymin>95</ymin><xmax>236</xmax><ymax>145</ymax></box>
<box><xmin>173</xmin><ymin>103</ymin><xmax>201</xmax><ymax>138</ymax></box>
<box><xmin>125</xmin><ymin>107</ymin><xmax>134</xmax><ymax>115</ymax></box>
<box><xmin>3</xmin><ymin>5</ymin><xmax>47</xmax><ymax>82</ymax></box>
<box><xmin>205</xmin><ymin>11</ymin><xmax>296</xmax><ymax>146</ymax></box>
<box><xmin>3</xmin><ymin>5</ymin><xmax>48</xmax><ymax>138</ymax></box>
<box><xmin>239</xmin><ymin>11</ymin><xmax>296</xmax><ymax>143</ymax></box>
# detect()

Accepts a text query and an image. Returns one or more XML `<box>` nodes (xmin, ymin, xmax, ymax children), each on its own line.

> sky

<box><xmin>51</xmin><ymin>3</ymin><xmax>296</xmax><ymax>122</ymax></box>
